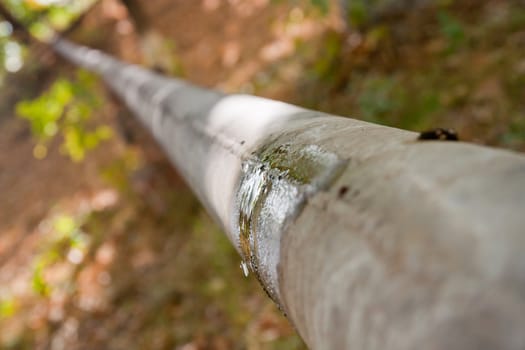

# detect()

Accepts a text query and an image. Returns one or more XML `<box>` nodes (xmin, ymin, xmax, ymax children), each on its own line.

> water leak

<box><xmin>234</xmin><ymin>135</ymin><xmax>347</xmax><ymax>306</ymax></box>
<box><xmin>240</xmin><ymin>261</ymin><xmax>250</xmax><ymax>277</ymax></box>
<box><xmin>238</xmin><ymin>162</ymin><xmax>271</xmax><ymax>274</ymax></box>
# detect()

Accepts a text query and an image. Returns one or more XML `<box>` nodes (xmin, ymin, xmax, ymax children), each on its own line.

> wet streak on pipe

<box><xmin>53</xmin><ymin>37</ymin><xmax>525</xmax><ymax>349</ymax></box>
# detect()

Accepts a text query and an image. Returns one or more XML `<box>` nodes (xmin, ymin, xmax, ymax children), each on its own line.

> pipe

<box><xmin>53</xmin><ymin>37</ymin><xmax>525</xmax><ymax>349</ymax></box>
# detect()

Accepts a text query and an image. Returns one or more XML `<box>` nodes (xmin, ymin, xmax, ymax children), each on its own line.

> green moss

<box><xmin>258</xmin><ymin>142</ymin><xmax>337</xmax><ymax>184</ymax></box>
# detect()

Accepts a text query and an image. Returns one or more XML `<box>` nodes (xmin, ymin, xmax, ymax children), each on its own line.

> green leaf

<box><xmin>348</xmin><ymin>0</ymin><xmax>368</xmax><ymax>26</ymax></box>
<box><xmin>31</xmin><ymin>262</ymin><xmax>50</xmax><ymax>297</ymax></box>
<box><xmin>53</xmin><ymin>214</ymin><xmax>76</xmax><ymax>236</ymax></box>
<box><xmin>438</xmin><ymin>11</ymin><xmax>466</xmax><ymax>54</ymax></box>
<box><xmin>16</xmin><ymin>70</ymin><xmax>111</xmax><ymax>162</ymax></box>
<box><xmin>310</xmin><ymin>0</ymin><xmax>329</xmax><ymax>14</ymax></box>
<box><xmin>0</xmin><ymin>296</ymin><xmax>17</xmax><ymax>319</ymax></box>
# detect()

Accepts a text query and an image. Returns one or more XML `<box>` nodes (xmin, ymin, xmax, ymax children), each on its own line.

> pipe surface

<box><xmin>53</xmin><ymin>38</ymin><xmax>525</xmax><ymax>349</ymax></box>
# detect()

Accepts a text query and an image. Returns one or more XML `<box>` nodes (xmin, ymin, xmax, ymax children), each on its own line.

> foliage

<box><xmin>0</xmin><ymin>295</ymin><xmax>17</xmax><ymax>319</ymax></box>
<box><xmin>1</xmin><ymin>0</ymin><xmax>94</xmax><ymax>39</ymax></box>
<box><xmin>357</xmin><ymin>76</ymin><xmax>400</xmax><ymax>122</ymax></box>
<box><xmin>271</xmin><ymin>0</ymin><xmax>330</xmax><ymax>14</ymax></box>
<box><xmin>356</xmin><ymin>75</ymin><xmax>441</xmax><ymax>129</ymax></box>
<box><xmin>295</xmin><ymin>0</ymin><xmax>525</xmax><ymax>151</ymax></box>
<box><xmin>16</xmin><ymin>69</ymin><xmax>111</xmax><ymax>162</ymax></box>
<box><xmin>31</xmin><ymin>213</ymin><xmax>89</xmax><ymax>298</ymax></box>
<box><xmin>0</xmin><ymin>20</ymin><xmax>26</xmax><ymax>77</ymax></box>
<box><xmin>310</xmin><ymin>30</ymin><xmax>341</xmax><ymax>80</ymax></box>
<box><xmin>437</xmin><ymin>10</ymin><xmax>466</xmax><ymax>54</ymax></box>
<box><xmin>31</xmin><ymin>259</ymin><xmax>51</xmax><ymax>296</ymax></box>
<box><xmin>309</xmin><ymin>0</ymin><xmax>329</xmax><ymax>14</ymax></box>
<box><xmin>346</xmin><ymin>0</ymin><xmax>370</xmax><ymax>27</ymax></box>
<box><xmin>502</xmin><ymin>117</ymin><xmax>525</xmax><ymax>149</ymax></box>
<box><xmin>1</xmin><ymin>39</ymin><xmax>23</xmax><ymax>72</ymax></box>
<box><xmin>0</xmin><ymin>0</ymin><xmax>93</xmax><ymax>78</ymax></box>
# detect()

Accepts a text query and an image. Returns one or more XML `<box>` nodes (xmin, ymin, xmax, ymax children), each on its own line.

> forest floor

<box><xmin>0</xmin><ymin>0</ymin><xmax>524</xmax><ymax>349</ymax></box>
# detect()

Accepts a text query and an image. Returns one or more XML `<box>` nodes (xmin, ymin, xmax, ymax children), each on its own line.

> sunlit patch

<box><xmin>90</xmin><ymin>189</ymin><xmax>119</xmax><ymax>211</ymax></box>
<box><xmin>76</xmin><ymin>264</ymin><xmax>109</xmax><ymax>312</ymax></box>
<box><xmin>116</xmin><ymin>19</ymin><xmax>133</xmax><ymax>35</ymax></box>
<box><xmin>95</xmin><ymin>242</ymin><xmax>116</xmax><ymax>266</ymax></box>
<box><xmin>11</xmin><ymin>277</ymin><xmax>28</xmax><ymax>296</ymax></box>
<box><xmin>3</xmin><ymin>41</ymin><xmax>23</xmax><ymax>73</ymax></box>
<box><xmin>202</xmin><ymin>0</ymin><xmax>221</xmax><ymax>12</ymax></box>
<box><xmin>0</xmin><ymin>21</ymin><xmax>13</xmax><ymax>37</ymax></box>
<box><xmin>179</xmin><ymin>342</ymin><xmax>199</xmax><ymax>350</ymax></box>
<box><xmin>27</xmin><ymin>0</ymin><xmax>63</xmax><ymax>6</ymax></box>
<box><xmin>32</xmin><ymin>144</ymin><xmax>48</xmax><ymax>159</ymax></box>
<box><xmin>50</xmin><ymin>317</ymin><xmax>79</xmax><ymax>347</ymax></box>
<box><xmin>48</xmin><ymin>301</ymin><xmax>64</xmax><ymax>322</ymax></box>
<box><xmin>101</xmin><ymin>0</ymin><xmax>127</xmax><ymax>20</ymax></box>
<box><xmin>290</xmin><ymin>7</ymin><xmax>304</xmax><ymax>22</ymax></box>
<box><xmin>222</xmin><ymin>41</ymin><xmax>241</xmax><ymax>68</ymax></box>
<box><xmin>228</xmin><ymin>0</ymin><xmax>269</xmax><ymax>16</ymax></box>
<box><xmin>260</xmin><ymin>39</ymin><xmax>294</xmax><ymax>62</ymax></box>
<box><xmin>66</xmin><ymin>248</ymin><xmax>84</xmax><ymax>265</ymax></box>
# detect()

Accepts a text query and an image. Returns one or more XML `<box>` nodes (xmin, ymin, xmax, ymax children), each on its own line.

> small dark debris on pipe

<box><xmin>418</xmin><ymin>128</ymin><xmax>459</xmax><ymax>141</ymax></box>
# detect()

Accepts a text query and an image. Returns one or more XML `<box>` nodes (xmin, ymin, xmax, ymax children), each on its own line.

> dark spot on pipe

<box><xmin>240</xmin><ymin>140</ymin><xmax>245</xmax><ymax>145</ymax></box>
<box><xmin>338</xmin><ymin>186</ymin><xmax>349</xmax><ymax>198</ymax></box>
<box><xmin>152</xmin><ymin>65</ymin><xmax>166</xmax><ymax>74</ymax></box>
<box><xmin>161</xmin><ymin>104</ymin><xmax>170</xmax><ymax>115</ymax></box>
<box><xmin>418</xmin><ymin>128</ymin><xmax>459</xmax><ymax>141</ymax></box>
<box><xmin>138</xmin><ymin>83</ymin><xmax>151</xmax><ymax>97</ymax></box>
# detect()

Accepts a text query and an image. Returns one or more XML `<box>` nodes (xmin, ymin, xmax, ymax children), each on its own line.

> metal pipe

<box><xmin>53</xmin><ymin>38</ymin><xmax>525</xmax><ymax>349</ymax></box>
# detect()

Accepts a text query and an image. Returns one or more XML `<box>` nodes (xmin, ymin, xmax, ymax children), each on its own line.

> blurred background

<box><xmin>0</xmin><ymin>0</ymin><xmax>524</xmax><ymax>349</ymax></box>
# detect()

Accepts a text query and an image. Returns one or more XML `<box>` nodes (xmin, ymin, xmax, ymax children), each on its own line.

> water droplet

<box><xmin>240</xmin><ymin>261</ymin><xmax>250</xmax><ymax>277</ymax></box>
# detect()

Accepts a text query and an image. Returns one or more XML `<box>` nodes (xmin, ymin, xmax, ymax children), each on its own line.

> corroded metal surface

<box><xmin>53</xmin><ymin>38</ymin><xmax>525</xmax><ymax>349</ymax></box>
